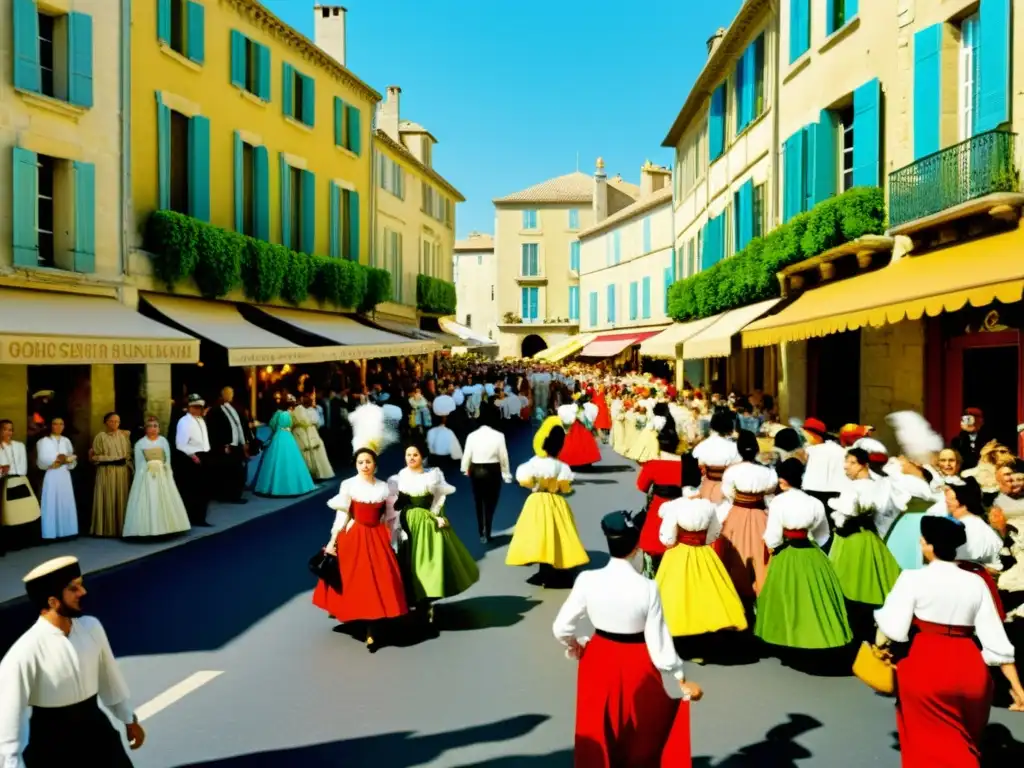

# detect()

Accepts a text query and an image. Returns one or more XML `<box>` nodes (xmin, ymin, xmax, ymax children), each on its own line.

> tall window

<box><xmin>169</xmin><ymin>110</ymin><xmax>190</xmax><ymax>214</ymax></box>
<box><xmin>521</xmin><ymin>286</ymin><xmax>539</xmax><ymax>321</ymax></box>
<box><xmin>568</xmin><ymin>208</ymin><xmax>580</xmax><ymax>229</ymax></box>
<box><xmin>960</xmin><ymin>12</ymin><xmax>981</xmax><ymax>140</ymax></box>
<box><xmin>37</xmin><ymin>12</ymin><xmax>56</xmax><ymax>98</ymax></box>
<box><xmin>568</xmin><ymin>286</ymin><xmax>579</xmax><ymax>321</ymax></box>
<box><xmin>752</xmin><ymin>183</ymin><xmax>766</xmax><ymax>239</ymax></box>
<box><xmin>376</xmin><ymin>152</ymin><xmax>405</xmax><ymax>198</ymax></box>
<box><xmin>288</xmin><ymin>165</ymin><xmax>303</xmax><ymax>251</ymax></box>
<box><xmin>589</xmin><ymin>291</ymin><xmax>598</xmax><ymax>327</ymax></box>
<box><xmin>522</xmin><ymin>209</ymin><xmax>538</xmax><ymax>229</ymax></box>
<box><xmin>570</xmin><ymin>241</ymin><xmax>580</xmax><ymax>272</ymax></box>
<box><xmin>839</xmin><ymin>106</ymin><xmax>855</xmax><ymax>192</ymax></box>
<box><xmin>521</xmin><ymin>243</ymin><xmax>539</xmax><ymax>276</ymax></box>
<box><xmin>241</xmin><ymin>142</ymin><xmax>255</xmax><ymax>236</ymax></box>
<box><xmin>629</xmin><ymin>281</ymin><xmax>638</xmax><ymax>321</ymax></box>
<box><xmin>606</xmin><ymin>284</ymin><xmax>616</xmax><ymax>323</ymax></box>
<box><xmin>36</xmin><ymin>154</ymin><xmax>56</xmax><ymax>267</ymax></box>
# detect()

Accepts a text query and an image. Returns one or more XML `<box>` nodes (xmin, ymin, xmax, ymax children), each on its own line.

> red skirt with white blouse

<box><xmin>560</xmin><ymin>422</ymin><xmax>602</xmax><ymax>467</ymax></box>
<box><xmin>574</xmin><ymin>632</ymin><xmax>691</xmax><ymax>768</ymax></box>
<box><xmin>895</xmin><ymin>619</ymin><xmax>993</xmax><ymax>768</ymax></box>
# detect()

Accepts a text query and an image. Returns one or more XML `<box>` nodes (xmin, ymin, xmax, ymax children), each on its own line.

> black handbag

<box><xmin>308</xmin><ymin>550</ymin><xmax>341</xmax><ymax>592</ymax></box>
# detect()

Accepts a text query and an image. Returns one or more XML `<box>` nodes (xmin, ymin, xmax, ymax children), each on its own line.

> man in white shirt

<box><xmin>0</xmin><ymin>556</ymin><xmax>145</xmax><ymax>766</ymax></box>
<box><xmin>461</xmin><ymin>404</ymin><xmax>512</xmax><ymax>543</ymax></box>
<box><xmin>801</xmin><ymin>417</ymin><xmax>846</xmax><ymax>540</ymax></box>
<box><xmin>206</xmin><ymin>386</ymin><xmax>251</xmax><ymax>504</ymax></box>
<box><xmin>174</xmin><ymin>394</ymin><xmax>212</xmax><ymax>526</ymax></box>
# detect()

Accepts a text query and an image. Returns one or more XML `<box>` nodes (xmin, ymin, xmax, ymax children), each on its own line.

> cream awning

<box><xmin>0</xmin><ymin>288</ymin><xmax>198</xmax><ymax>365</ymax></box>
<box><xmin>372</xmin><ymin>318</ymin><xmax>464</xmax><ymax>348</ymax></box>
<box><xmin>439</xmin><ymin>317</ymin><xmax>498</xmax><ymax>348</ymax></box>
<box><xmin>256</xmin><ymin>306</ymin><xmax>438</xmax><ymax>359</ymax></box>
<box><xmin>142</xmin><ymin>294</ymin><xmax>346</xmax><ymax>367</ymax></box>
<box><xmin>534</xmin><ymin>334</ymin><xmax>596</xmax><ymax>362</ymax></box>
<box><xmin>742</xmin><ymin>226</ymin><xmax>1024</xmax><ymax>348</ymax></box>
<box><xmin>638</xmin><ymin>315</ymin><xmax>723</xmax><ymax>358</ymax></box>
<box><xmin>683</xmin><ymin>299</ymin><xmax>782</xmax><ymax>358</ymax></box>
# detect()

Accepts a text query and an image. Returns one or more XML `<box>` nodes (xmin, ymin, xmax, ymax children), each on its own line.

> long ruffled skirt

<box><xmin>405</xmin><ymin>506</ymin><xmax>479</xmax><ymax>600</ymax></box>
<box><xmin>312</xmin><ymin>522</ymin><xmax>408</xmax><ymax>622</ymax></box>
<box><xmin>830</xmin><ymin>528</ymin><xmax>901</xmax><ymax>605</ymax></box>
<box><xmin>506</xmin><ymin>492</ymin><xmax>589</xmax><ymax>569</ymax></box>
<box><xmin>656</xmin><ymin>543</ymin><xmax>748</xmax><ymax>636</ymax></box>
<box><xmin>717</xmin><ymin>505</ymin><xmax>769</xmax><ymax>598</ymax></box>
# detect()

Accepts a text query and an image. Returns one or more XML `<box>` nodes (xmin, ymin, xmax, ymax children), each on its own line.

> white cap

<box><xmin>23</xmin><ymin>555</ymin><xmax>79</xmax><ymax>583</ymax></box>
<box><xmin>432</xmin><ymin>395</ymin><xmax>456</xmax><ymax>417</ymax></box>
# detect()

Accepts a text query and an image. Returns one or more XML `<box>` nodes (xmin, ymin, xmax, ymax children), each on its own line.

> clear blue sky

<box><xmin>267</xmin><ymin>0</ymin><xmax>745</xmax><ymax>240</ymax></box>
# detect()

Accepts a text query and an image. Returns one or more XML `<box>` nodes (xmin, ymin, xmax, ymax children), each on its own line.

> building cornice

<box><xmin>578</xmin><ymin>187</ymin><xmax>673</xmax><ymax>240</ymax></box>
<box><xmin>661</xmin><ymin>0</ymin><xmax>772</xmax><ymax>147</ymax></box>
<box><xmin>374</xmin><ymin>129</ymin><xmax>466</xmax><ymax>202</ymax></box>
<box><xmin>223</xmin><ymin>0</ymin><xmax>381</xmax><ymax>105</ymax></box>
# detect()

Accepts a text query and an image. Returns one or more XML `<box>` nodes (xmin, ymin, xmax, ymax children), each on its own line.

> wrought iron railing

<box><xmin>888</xmin><ymin>130</ymin><xmax>1019</xmax><ymax>228</ymax></box>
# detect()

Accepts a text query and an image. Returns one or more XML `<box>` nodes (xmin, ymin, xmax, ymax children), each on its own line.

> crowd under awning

<box><xmin>0</xmin><ymin>288</ymin><xmax>198</xmax><ymax>365</ymax></box>
<box><xmin>742</xmin><ymin>227</ymin><xmax>1024</xmax><ymax>348</ymax></box>
<box><xmin>579</xmin><ymin>328</ymin><xmax>667</xmax><ymax>358</ymax></box>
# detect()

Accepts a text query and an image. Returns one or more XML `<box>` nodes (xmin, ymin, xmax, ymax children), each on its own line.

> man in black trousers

<box><xmin>206</xmin><ymin>386</ymin><xmax>252</xmax><ymax>504</ymax></box>
<box><xmin>460</xmin><ymin>404</ymin><xmax>512</xmax><ymax>543</ymax></box>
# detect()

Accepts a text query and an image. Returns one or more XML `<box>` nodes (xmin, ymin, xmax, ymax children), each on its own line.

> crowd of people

<box><xmin>4</xmin><ymin>353</ymin><xmax>1024</xmax><ymax>766</ymax></box>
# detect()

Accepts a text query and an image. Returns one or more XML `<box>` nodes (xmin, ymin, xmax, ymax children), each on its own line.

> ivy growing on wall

<box><xmin>417</xmin><ymin>274</ymin><xmax>457</xmax><ymax>314</ymax></box>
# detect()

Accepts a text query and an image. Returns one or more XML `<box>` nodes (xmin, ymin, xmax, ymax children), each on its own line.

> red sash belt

<box><xmin>782</xmin><ymin>529</ymin><xmax>808</xmax><ymax>540</ymax></box>
<box><xmin>703</xmin><ymin>466</ymin><xmax>725</xmax><ymax>482</ymax></box>
<box><xmin>677</xmin><ymin>530</ymin><xmax>708</xmax><ymax>547</ymax></box>
<box><xmin>957</xmin><ymin>561</ymin><xmax>1007</xmax><ymax>621</ymax></box>
<box><xmin>912</xmin><ymin>618</ymin><xmax>973</xmax><ymax>638</ymax></box>
<box><xmin>732</xmin><ymin>491</ymin><xmax>766</xmax><ymax>509</ymax></box>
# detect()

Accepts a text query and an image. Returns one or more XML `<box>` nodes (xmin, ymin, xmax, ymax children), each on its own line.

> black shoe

<box><xmin>194</xmin><ymin>521</ymin><xmax>213</xmax><ymax>527</ymax></box>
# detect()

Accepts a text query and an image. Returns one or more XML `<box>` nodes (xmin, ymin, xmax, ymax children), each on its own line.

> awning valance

<box><xmin>256</xmin><ymin>306</ymin><xmax>438</xmax><ymax>359</ymax></box>
<box><xmin>0</xmin><ymin>289</ymin><xmax>198</xmax><ymax>365</ymax></box>
<box><xmin>742</xmin><ymin>227</ymin><xmax>1024</xmax><ymax>348</ymax></box>
<box><xmin>684</xmin><ymin>299</ymin><xmax>782</xmax><ymax>358</ymax></box>
<box><xmin>638</xmin><ymin>316</ymin><xmax>722</xmax><ymax>358</ymax></box>
<box><xmin>438</xmin><ymin>317</ymin><xmax>497</xmax><ymax>348</ymax></box>
<box><xmin>142</xmin><ymin>294</ymin><xmax>342</xmax><ymax>366</ymax></box>
<box><xmin>579</xmin><ymin>328</ymin><xmax>666</xmax><ymax>358</ymax></box>
<box><xmin>534</xmin><ymin>334</ymin><xmax>596</xmax><ymax>362</ymax></box>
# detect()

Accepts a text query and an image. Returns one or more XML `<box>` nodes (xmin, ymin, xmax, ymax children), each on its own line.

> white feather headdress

<box><xmin>886</xmin><ymin>411</ymin><xmax>943</xmax><ymax>465</ymax></box>
<box><xmin>350</xmin><ymin>403</ymin><xmax>397</xmax><ymax>455</ymax></box>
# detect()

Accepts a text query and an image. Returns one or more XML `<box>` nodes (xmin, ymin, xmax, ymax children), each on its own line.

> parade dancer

<box><xmin>553</xmin><ymin>510</ymin><xmax>702</xmax><ymax>767</ymax></box>
<box><xmin>692</xmin><ymin>409</ymin><xmax>740</xmax><ymax>503</ymax></box>
<box><xmin>636</xmin><ymin>409</ymin><xmax>683</xmax><ymax>571</ymax></box>
<box><xmin>0</xmin><ymin>556</ymin><xmax>145</xmax><ymax>766</ymax></box>
<box><xmin>558</xmin><ymin>402</ymin><xmax>601</xmax><ymax>469</ymax></box>
<box><xmin>874</xmin><ymin>516</ymin><xmax>1024</xmax><ymax>767</ymax></box>
<box><xmin>426</xmin><ymin>395</ymin><xmax>463</xmax><ymax>464</ymax></box>
<box><xmin>313</xmin><ymin>404</ymin><xmax>408</xmax><ymax>651</ymax></box>
<box><xmin>461</xmin><ymin>403</ymin><xmax>512</xmax><ymax>543</ymax></box>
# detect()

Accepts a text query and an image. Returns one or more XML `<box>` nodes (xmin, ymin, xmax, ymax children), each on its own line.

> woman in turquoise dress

<box><xmin>254</xmin><ymin>396</ymin><xmax>316</xmax><ymax>497</ymax></box>
<box><xmin>389</xmin><ymin>438</ymin><xmax>479</xmax><ymax>625</ymax></box>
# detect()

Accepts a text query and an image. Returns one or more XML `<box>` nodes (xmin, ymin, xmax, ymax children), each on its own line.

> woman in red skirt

<box><xmin>592</xmin><ymin>386</ymin><xmax>613</xmax><ymax>442</ymax></box>
<box><xmin>636</xmin><ymin>405</ymin><xmax>683</xmax><ymax>572</ymax></box>
<box><xmin>874</xmin><ymin>516</ymin><xmax>1024</xmax><ymax>767</ymax></box>
<box><xmin>553</xmin><ymin>509</ymin><xmax>703</xmax><ymax>767</ymax></box>
<box><xmin>313</xmin><ymin>405</ymin><xmax>408</xmax><ymax>651</ymax></box>
<box><xmin>558</xmin><ymin>402</ymin><xmax>601</xmax><ymax>468</ymax></box>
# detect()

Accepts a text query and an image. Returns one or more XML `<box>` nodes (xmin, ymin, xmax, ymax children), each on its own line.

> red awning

<box><xmin>579</xmin><ymin>329</ymin><xmax>663</xmax><ymax>358</ymax></box>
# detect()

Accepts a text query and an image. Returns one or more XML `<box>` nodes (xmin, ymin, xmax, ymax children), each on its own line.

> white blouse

<box><xmin>802</xmin><ymin>441</ymin><xmax>847</xmax><ymax>494</ymax></box>
<box><xmin>325</xmin><ymin>476</ymin><xmax>398</xmax><ymax>547</ymax></box>
<box><xmin>721</xmin><ymin>462</ymin><xmax>778</xmax><ymax>499</ymax></box>
<box><xmin>426</xmin><ymin>425</ymin><xmax>463</xmax><ymax>460</ymax></box>
<box><xmin>659</xmin><ymin>494</ymin><xmax>722</xmax><ymax>547</ymax></box>
<box><xmin>515</xmin><ymin>456</ymin><xmax>574</xmax><ymax>489</ymax></box>
<box><xmin>692</xmin><ymin>434</ymin><xmax>740</xmax><ymax>468</ymax></box>
<box><xmin>0</xmin><ymin>441</ymin><xmax>28</xmax><ymax>476</ymax></box>
<box><xmin>763</xmin><ymin>489</ymin><xmax>831</xmax><ymax>550</ymax></box>
<box><xmin>828</xmin><ymin>477</ymin><xmax>883</xmax><ymax>529</ymax></box>
<box><xmin>388</xmin><ymin>467</ymin><xmax>454</xmax><ymax>516</ymax></box>
<box><xmin>0</xmin><ymin>616</ymin><xmax>134</xmax><ymax>765</ymax></box>
<box><xmin>874</xmin><ymin>560</ymin><xmax>1015</xmax><ymax>666</ymax></box>
<box><xmin>956</xmin><ymin>514</ymin><xmax>1004</xmax><ymax>571</ymax></box>
<box><xmin>883</xmin><ymin>463</ymin><xmax>945</xmax><ymax>515</ymax></box>
<box><xmin>553</xmin><ymin>559</ymin><xmax>685</xmax><ymax>681</ymax></box>
<box><xmin>35</xmin><ymin>436</ymin><xmax>76</xmax><ymax>474</ymax></box>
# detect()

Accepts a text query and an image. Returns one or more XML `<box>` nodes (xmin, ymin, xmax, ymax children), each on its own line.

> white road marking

<box><xmin>136</xmin><ymin>671</ymin><xmax>224</xmax><ymax>722</ymax></box>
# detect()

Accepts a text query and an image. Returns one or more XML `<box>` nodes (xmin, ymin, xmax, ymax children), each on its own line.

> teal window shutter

<box><xmin>157</xmin><ymin>95</ymin><xmax>171</xmax><ymax>210</ymax></box>
<box><xmin>300</xmin><ymin>169</ymin><xmax>315</xmax><ymax>254</ymax></box>
<box><xmin>329</xmin><ymin>182</ymin><xmax>340</xmax><ymax>257</ymax></box>
<box><xmin>157</xmin><ymin>0</ymin><xmax>172</xmax><ymax>43</ymax></box>
<box><xmin>826</xmin><ymin>0</ymin><xmax>837</xmax><ymax>35</ymax></box>
<box><xmin>607</xmin><ymin>285</ymin><xmax>615</xmax><ymax>323</ymax></box>
<box><xmin>282</xmin><ymin>63</ymin><xmax>294</xmax><ymax>116</ymax></box>
<box><xmin>568</xmin><ymin>286</ymin><xmax>579</xmax><ymax>321</ymax></box>
<box><xmin>521</xmin><ymin>287</ymin><xmax>528</xmax><ymax>318</ymax></box>
<box><xmin>629</xmin><ymin>282</ymin><xmax>638</xmax><ymax>321</ymax></box>
<box><xmin>570</xmin><ymin>241</ymin><xmax>580</xmax><ymax>271</ymax></box>
<box><xmin>709</xmin><ymin>84</ymin><xmax>726</xmax><ymax>160</ymax></box>
<box><xmin>589</xmin><ymin>292</ymin><xmax>598</xmax><ymax>327</ymax></box>
<box><xmin>642</xmin><ymin>277</ymin><xmax>651</xmax><ymax>319</ymax></box>
<box><xmin>736</xmin><ymin>180</ymin><xmax>754</xmax><ymax>251</ymax></box>
<box><xmin>782</xmin><ymin>129</ymin><xmax>805</xmax><ymax>221</ymax></box>
<box><xmin>186</xmin><ymin>1</ymin><xmax>205</xmax><ymax>64</ymax></box>
<box><xmin>253</xmin><ymin>145</ymin><xmax>269</xmax><ymax>240</ymax></box>
<box><xmin>347</xmin><ymin>190</ymin><xmax>360</xmax><ymax>261</ymax></box>
<box><xmin>230</xmin><ymin>31</ymin><xmax>246</xmax><ymax>88</ymax></box>
<box><xmin>663</xmin><ymin>267</ymin><xmax>672</xmax><ymax>313</ymax></box>
<box><xmin>734</xmin><ymin>51</ymin><xmax>746</xmax><ymax>134</ymax></box>
<box><xmin>852</xmin><ymin>78</ymin><xmax>881</xmax><ymax>186</ymax></box>
<box><xmin>913</xmin><ymin>25</ymin><xmax>942</xmax><ymax>159</ymax></box>
<box><xmin>301</xmin><ymin>75</ymin><xmax>315</xmax><ymax>126</ymax></box>
<box><xmin>847</xmin><ymin>0</ymin><xmax>858</xmax><ymax>21</ymax></box>
<box><xmin>73</xmin><ymin>161</ymin><xmax>96</xmax><ymax>273</ymax></box>
<box><xmin>188</xmin><ymin>115</ymin><xmax>211</xmax><ymax>221</ymax></box>
<box><xmin>257</xmin><ymin>45</ymin><xmax>271</xmax><ymax>100</ymax></box>
<box><xmin>233</xmin><ymin>131</ymin><xmax>244</xmax><ymax>232</ymax></box>
<box><xmin>67</xmin><ymin>13</ymin><xmax>94</xmax><ymax>108</ymax></box>
<box><xmin>789</xmin><ymin>0</ymin><xmax>810</xmax><ymax>62</ymax></box>
<box><xmin>702</xmin><ymin>215</ymin><xmax>724</xmax><ymax>270</ymax></box>
<box><xmin>346</xmin><ymin>105</ymin><xmax>361</xmax><ymax>154</ymax></box>
<box><xmin>978</xmin><ymin>0</ymin><xmax>1011</xmax><ymax>132</ymax></box>
<box><xmin>333</xmin><ymin>97</ymin><xmax>343</xmax><ymax>146</ymax></box>
<box><xmin>13</xmin><ymin>0</ymin><xmax>41</xmax><ymax>93</ymax></box>
<box><xmin>810</xmin><ymin>111</ymin><xmax>838</xmax><ymax>205</ymax></box>
<box><xmin>12</xmin><ymin>147</ymin><xmax>39</xmax><ymax>267</ymax></box>
<box><xmin>279</xmin><ymin>154</ymin><xmax>291</xmax><ymax>247</ymax></box>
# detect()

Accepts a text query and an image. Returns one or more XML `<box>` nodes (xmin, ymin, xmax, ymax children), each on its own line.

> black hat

<box><xmin>186</xmin><ymin>393</ymin><xmax>205</xmax><ymax>407</ymax></box>
<box><xmin>773</xmin><ymin>427</ymin><xmax>802</xmax><ymax>453</ymax></box>
<box><xmin>777</xmin><ymin>457</ymin><xmax>805</xmax><ymax>489</ymax></box>
<box><xmin>601</xmin><ymin>510</ymin><xmax>643</xmax><ymax>558</ymax></box>
<box><xmin>920</xmin><ymin>515</ymin><xmax>967</xmax><ymax>560</ymax></box>
<box><xmin>23</xmin><ymin>556</ymin><xmax>81</xmax><ymax>609</ymax></box>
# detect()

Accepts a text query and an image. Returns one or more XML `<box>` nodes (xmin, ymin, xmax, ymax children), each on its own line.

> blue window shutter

<box><xmin>978</xmin><ymin>0</ymin><xmax>1011</xmax><ymax>132</ymax></box>
<box><xmin>810</xmin><ymin>111</ymin><xmax>838</xmax><ymax>205</ymax></box>
<box><xmin>642</xmin><ymin>277</ymin><xmax>651</xmax><ymax>319</ymax></box>
<box><xmin>629</xmin><ymin>282</ymin><xmax>638</xmax><ymax>320</ymax></box>
<box><xmin>257</xmin><ymin>45</ymin><xmax>271</xmax><ymax>100</ymax></box>
<box><xmin>530</xmin><ymin>288</ymin><xmax>539</xmax><ymax>319</ymax></box>
<box><xmin>186</xmin><ymin>1</ymin><xmax>205</xmax><ymax>64</ymax></box>
<box><xmin>521</xmin><ymin>287</ymin><xmax>528</xmax><ymax>318</ymax></box>
<box><xmin>233</xmin><ymin>131</ymin><xmax>244</xmax><ymax>231</ymax></box>
<box><xmin>300</xmin><ymin>169</ymin><xmax>315</xmax><ymax>255</ymax></box>
<box><xmin>329</xmin><ymin>182</ymin><xmax>340</xmax><ymax>257</ymax></box>
<box><xmin>347</xmin><ymin>190</ymin><xmax>360</xmax><ymax>261</ymax></box>
<box><xmin>253</xmin><ymin>145</ymin><xmax>269</xmax><ymax>240</ymax></box>
<box><xmin>570</xmin><ymin>241</ymin><xmax>580</xmax><ymax>271</ymax></box>
<box><xmin>13</xmin><ymin>0</ymin><xmax>41</xmax><ymax>93</ymax></box>
<box><xmin>709</xmin><ymin>84</ymin><xmax>726</xmax><ymax>161</ymax></box>
<box><xmin>230</xmin><ymin>31</ymin><xmax>246</xmax><ymax>88</ymax></box>
<box><xmin>522</xmin><ymin>210</ymin><xmax>529</xmax><ymax>229</ymax></box>
<box><xmin>737</xmin><ymin>180</ymin><xmax>754</xmax><ymax>251</ymax></box>
<box><xmin>73</xmin><ymin>161</ymin><xmax>96</xmax><ymax>273</ymax></box>
<box><xmin>734</xmin><ymin>53</ymin><xmax>746</xmax><ymax>134</ymax></box>
<box><xmin>157</xmin><ymin>0</ymin><xmax>172</xmax><ymax>43</ymax></box>
<box><xmin>913</xmin><ymin>25</ymin><xmax>943</xmax><ymax>159</ymax></box>
<box><xmin>279</xmin><ymin>154</ymin><xmax>291</xmax><ymax>247</ymax></box>
<box><xmin>347</xmin><ymin>105</ymin><xmax>361</xmax><ymax>154</ymax></box>
<box><xmin>334</xmin><ymin>98</ymin><xmax>343</xmax><ymax>146</ymax></box>
<box><xmin>852</xmin><ymin>78</ymin><xmax>881</xmax><ymax>187</ymax></box>
<box><xmin>12</xmin><ymin>147</ymin><xmax>38</xmax><ymax>267</ymax></box>
<box><xmin>157</xmin><ymin>95</ymin><xmax>171</xmax><ymax>210</ymax></box>
<box><xmin>589</xmin><ymin>292</ymin><xmax>598</xmax><ymax>326</ymax></box>
<box><xmin>282</xmin><ymin>63</ymin><xmax>294</xmax><ymax>116</ymax></box>
<box><xmin>826</xmin><ymin>0</ymin><xmax>837</xmax><ymax>35</ymax></box>
<box><xmin>301</xmin><ymin>75</ymin><xmax>315</xmax><ymax>126</ymax></box>
<box><xmin>789</xmin><ymin>0</ymin><xmax>810</xmax><ymax>62</ymax></box>
<box><xmin>188</xmin><ymin>115</ymin><xmax>211</xmax><ymax>221</ymax></box>
<box><xmin>67</xmin><ymin>13</ymin><xmax>94</xmax><ymax>108</ymax></box>
<box><xmin>737</xmin><ymin>45</ymin><xmax>754</xmax><ymax>131</ymax></box>
<box><xmin>782</xmin><ymin>129</ymin><xmax>806</xmax><ymax>221</ymax></box>
<box><xmin>847</xmin><ymin>0</ymin><xmax>858</xmax><ymax>21</ymax></box>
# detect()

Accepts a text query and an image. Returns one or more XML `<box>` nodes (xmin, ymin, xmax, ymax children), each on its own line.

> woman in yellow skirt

<box><xmin>506</xmin><ymin>419</ymin><xmax>589</xmax><ymax>586</ymax></box>
<box><xmin>656</xmin><ymin>455</ymin><xmax>747</xmax><ymax>653</ymax></box>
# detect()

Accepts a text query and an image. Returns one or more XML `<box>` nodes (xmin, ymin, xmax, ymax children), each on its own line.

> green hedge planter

<box><xmin>417</xmin><ymin>274</ymin><xmax>457</xmax><ymax>315</ymax></box>
<box><xmin>145</xmin><ymin>211</ymin><xmax>391</xmax><ymax>312</ymax></box>
<box><xmin>668</xmin><ymin>186</ymin><xmax>886</xmax><ymax>322</ymax></box>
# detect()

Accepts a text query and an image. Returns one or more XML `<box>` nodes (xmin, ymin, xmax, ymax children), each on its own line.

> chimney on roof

<box><xmin>314</xmin><ymin>5</ymin><xmax>347</xmax><ymax>66</ymax></box>
<box><xmin>707</xmin><ymin>27</ymin><xmax>726</xmax><ymax>58</ymax></box>
<box><xmin>640</xmin><ymin>160</ymin><xmax>672</xmax><ymax>198</ymax></box>
<box><xmin>378</xmin><ymin>85</ymin><xmax>401</xmax><ymax>141</ymax></box>
<box><xmin>593</xmin><ymin>157</ymin><xmax>608</xmax><ymax>223</ymax></box>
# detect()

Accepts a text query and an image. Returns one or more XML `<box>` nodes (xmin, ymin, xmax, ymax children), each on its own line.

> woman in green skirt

<box><xmin>389</xmin><ymin>439</ymin><xmax>480</xmax><ymax>626</ymax></box>
<box><xmin>755</xmin><ymin>458</ymin><xmax>853</xmax><ymax>651</ymax></box>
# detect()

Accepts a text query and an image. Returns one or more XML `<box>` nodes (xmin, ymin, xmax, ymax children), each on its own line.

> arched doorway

<box><xmin>521</xmin><ymin>334</ymin><xmax>547</xmax><ymax>358</ymax></box>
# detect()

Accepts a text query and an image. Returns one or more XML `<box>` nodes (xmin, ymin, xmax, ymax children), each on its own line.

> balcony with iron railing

<box><xmin>888</xmin><ymin>130</ymin><xmax>1020</xmax><ymax>230</ymax></box>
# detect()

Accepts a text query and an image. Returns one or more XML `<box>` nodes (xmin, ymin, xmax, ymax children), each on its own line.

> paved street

<box><xmin>2</xmin><ymin>425</ymin><xmax>1023</xmax><ymax>767</ymax></box>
